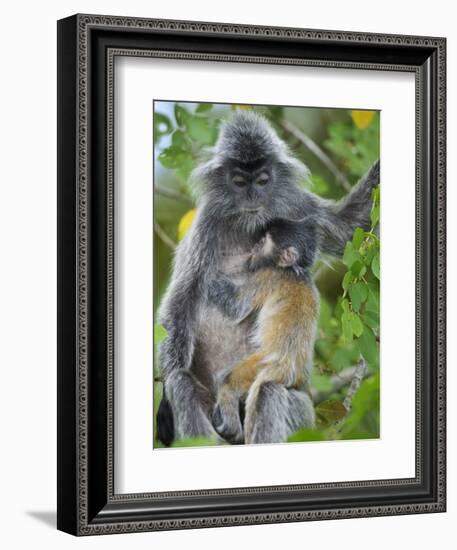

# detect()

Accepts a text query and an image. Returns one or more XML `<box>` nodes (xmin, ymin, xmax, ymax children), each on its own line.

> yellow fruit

<box><xmin>351</xmin><ymin>110</ymin><xmax>375</xmax><ymax>129</ymax></box>
<box><xmin>178</xmin><ymin>208</ymin><xmax>196</xmax><ymax>240</ymax></box>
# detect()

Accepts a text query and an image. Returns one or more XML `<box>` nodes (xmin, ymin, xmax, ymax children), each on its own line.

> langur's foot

<box><xmin>212</xmin><ymin>404</ymin><xmax>244</xmax><ymax>444</ymax></box>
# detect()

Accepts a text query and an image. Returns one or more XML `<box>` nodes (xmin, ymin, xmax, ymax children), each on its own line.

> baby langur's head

<box><xmin>249</xmin><ymin>232</ymin><xmax>300</xmax><ymax>271</ymax></box>
<box><xmin>248</xmin><ymin>216</ymin><xmax>318</xmax><ymax>274</ymax></box>
<box><xmin>192</xmin><ymin>111</ymin><xmax>310</xmax><ymax>232</ymax></box>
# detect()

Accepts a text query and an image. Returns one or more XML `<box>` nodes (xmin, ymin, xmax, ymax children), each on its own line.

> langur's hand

<box><xmin>277</xmin><ymin>246</ymin><xmax>300</xmax><ymax>268</ymax></box>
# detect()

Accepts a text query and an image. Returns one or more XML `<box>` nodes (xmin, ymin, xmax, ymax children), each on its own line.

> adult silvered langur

<box><xmin>157</xmin><ymin>111</ymin><xmax>380</xmax><ymax>446</ymax></box>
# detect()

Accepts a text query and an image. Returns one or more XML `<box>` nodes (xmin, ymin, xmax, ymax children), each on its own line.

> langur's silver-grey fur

<box><xmin>157</xmin><ymin>110</ymin><xmax>380</xmax><ymax>445</ymax></box>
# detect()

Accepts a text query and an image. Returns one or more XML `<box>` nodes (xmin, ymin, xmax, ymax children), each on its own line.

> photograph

<box><xmin>54</xmin><ymin>12</ymin><xmax>446</xmax><ymax>536</ymax></box>
<box><xmin>0</xmin><ymin>0</ymin><xmax>451</xmax><ymax>544</ymax></box>
<box><xmin>153</xmin><ymin>101</ymin><xmax>381</xmax><ymax>448</ymax></box>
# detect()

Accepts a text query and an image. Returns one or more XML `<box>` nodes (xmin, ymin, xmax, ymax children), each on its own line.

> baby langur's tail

<box><xmin>242</xmin><ymin>355</ymin><xmax>310</xmax><ymax>443</ymax></box>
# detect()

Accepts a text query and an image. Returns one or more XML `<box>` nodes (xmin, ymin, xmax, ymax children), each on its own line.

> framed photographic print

<box><xmin>57</xmin><ymin>14</ymin><xmax>446</xmax><ymax>535</ymax></box>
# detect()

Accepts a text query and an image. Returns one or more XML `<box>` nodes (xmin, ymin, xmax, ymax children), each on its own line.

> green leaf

<box><xmin>357</xmin><ymin>325</ymin><xmax>378</xmax><ymax>364</ymax></box>
<box><xmin>349</xmin><ymin>282</ymin><xmax>369</xmax><ymax>312</ymax></box>
<box><xmin>316</xmin><ymin>400</ymin><xmax>347</xmax><ymax>425</ymax></box>
<box><xmin>154</xmin><ymin>323</ymin><xmax>168</xmax><ymax>345</ymax></box>
<box><xmin>158</xmin><ymin>146</ymin><xmax>192</xmax><ymax>169</ymax></box>
<box><xmin>349</xmin><ymin>311</ymin><xmax>364</xmax><ymax>337</ymax></box>
<box><xmin>342</xmin><ymin>271</ymin><xmax>354</xmax><ymax>291</ymax></box>
<box><xmin>352</xmin><ymin>227</ymin><xmax>365</xmax><ymax>249</ymax></box>
<box><xmin>331</xmin><ymin>343</ymin><xmax>361</xmax><ymax>371</ymax></box>
<box><xmin>154</xmin><ymin>113</ymin><xmax>173</xmax><ymax>144</ymax></box>
<box><xmin>196</xmin><ymin>103</ymin><xmax>213</xmax><ymax>113</ymax></box>
<box><xmin>372</xmin><ymin>185</ymin><xmax>380</xmax><ymax>205</ymax></box>
<box><xmin>371</xmin><ymin>253</ymin><xmax>380</xmax><ymax>279</ymax></box>
<box><xmin>171</xmin><ymin>130</ymin><xmax>189</xmax><ymax>149</ymax></box>
<box><xmin>363</xmin><ymin>244</ymin><xmax>377</xmax><ymax>265</ymax></box>
<box><xmin>340</xmin><ymin>298</ymin><xmax>350</xmax><ymax>313</ymax></box>
<box><xmin>341</xmin><ymin>311</ymin><xmax>353</xmax><ymax>342</ymax></box>
<box><xmin>362</xmin><ymin>309</ymin><xmax>379</xmax><ymax>330</ymax></box>
<box><xmin>367</xmin><ymin>282</ymin><xmax>380</xmax><ymax>311</ymax></box>
<box><xmin>370</xmin><ymin>204</ymin><xmax>380</xmax><ymax>228</ymax></box>
<box><xmin>350</xmin><ymin>260</ymin><xmax>366</xmax><ymax>278</ymax></box>
<box><xmin>174</xmin><ymin>104</ymin><xmax>190</xmax><ymax>127</ymax></box>
<box><xmin>175</xmin><ymin>157</ymin><xmax>195</xmax><ymax>183</ymax></box>
<box><xmin>343</xmin><ymin>242</ymin><xmax>360</xmax><ymax>268</ymax></box>
<box><xmin>288</xmin><ymin>429</ymin><xmax>325</xmax><ymax>442</ymax></box>
<box><xmin>187</xmin><ymin>116</ymin><xmax>218</xmax><ymax>145</ymax></box>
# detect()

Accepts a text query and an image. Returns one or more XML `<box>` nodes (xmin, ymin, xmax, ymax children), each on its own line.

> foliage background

<box><xmin>153</xmin><ymin>101</ymin><xmax>380</xmax><ymax>447</ymax></box>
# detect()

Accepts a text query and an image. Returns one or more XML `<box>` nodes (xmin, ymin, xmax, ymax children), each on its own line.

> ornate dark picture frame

<box><xmin>57</xmin><ymin>14</ymin><xmax>446</xmax><ymax>535</ymax></box>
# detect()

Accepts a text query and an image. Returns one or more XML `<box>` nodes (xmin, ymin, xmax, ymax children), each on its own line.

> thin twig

<box><xmin>343</xmin><ymin>358</ymin><xmax>367</xmax><ymax>412</ymax></box>
<box><xmin>311</xmin><ymin>363</ymin><xmax>369</xmax><ymax>404</ymax></box>
<box><xmin>312</xmin><ymin>257</ymin><xmax>337</xmax><ymax>282</ymax></box>
<box><xmin>154</xmin><ymin>222</ymin><xmax>177</xmax><ymax>250</ymax></box>
<box><xmin>155</xmin><ymin>185</ymin><xmax>193</xmax><ymax>206</ymax></box>
<box><xmin>279</xmin><ymin>119</ymin><xmax>352</xmax><ymax>192</ymax></box>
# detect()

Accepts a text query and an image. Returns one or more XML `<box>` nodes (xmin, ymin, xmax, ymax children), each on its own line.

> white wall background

<box><xmin>0</xmin><ymin>0</ymin><xmax>454</xmax><ymax>547</ymax></box>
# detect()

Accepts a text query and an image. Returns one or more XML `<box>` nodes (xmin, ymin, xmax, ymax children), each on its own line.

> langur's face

<box><xmin>224</xmin><ymin>158</ymin><xmax>275</xmax><ymax>217</ymax></box>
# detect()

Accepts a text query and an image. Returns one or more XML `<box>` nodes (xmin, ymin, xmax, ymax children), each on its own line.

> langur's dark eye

<box><xmin>232</xmin><ymin>175</ymin><xmax>247</xmax><ymax>187</ymax></box>
<box><xmin>255</xmin><ymin>173</ymin><xmax>270</xmax><ymax>186</ymax></box>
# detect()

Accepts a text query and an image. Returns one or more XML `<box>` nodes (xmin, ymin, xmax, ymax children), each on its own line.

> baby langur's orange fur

<box><xmin>215</xmin><ymin>268</ymin><xmax>319</xmax><ymax>444</ymax></box>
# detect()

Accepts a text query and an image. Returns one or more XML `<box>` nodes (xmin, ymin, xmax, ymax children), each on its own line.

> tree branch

<box><xmin>343</xmin><ymin>358</ymin><xmax>367</xmax><ymax>412</ymax></box>
<box><xmin>311</xmin><ymin>362</ymin><xmax>369</xmax><ymax>405</ymax></box>
<box><xmin>279</xmin><ymin>119</ymin><xmax>352</xmax><ymax>193</ymax></box>
<box><xmin>154</xmin><ymin>222</ymin><xmax>177</xmax><ymax>250</ymax></box>
<box><xmin>155</xmin><ymin>185</ymin><xmax>193</xmax><ymax>206</ymax></box>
